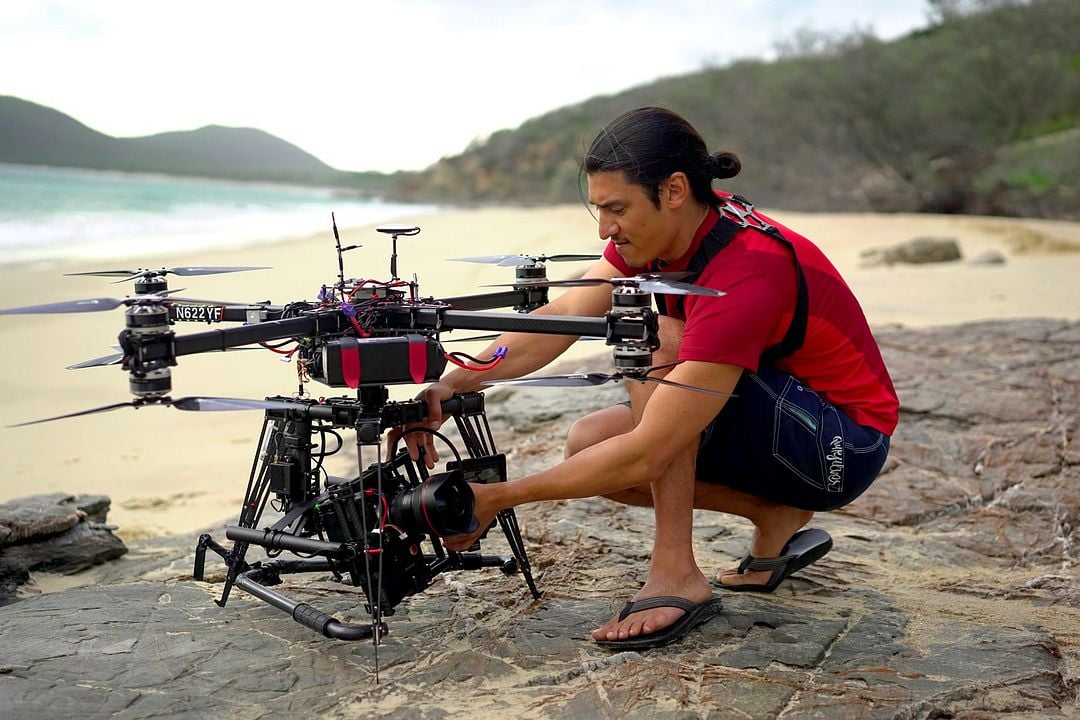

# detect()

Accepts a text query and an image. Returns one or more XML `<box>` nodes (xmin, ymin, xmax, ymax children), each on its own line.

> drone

<box><xmin>1</xmin><ymin>217</ymin><xmax>727</xmax><ymax>674</ymax></box>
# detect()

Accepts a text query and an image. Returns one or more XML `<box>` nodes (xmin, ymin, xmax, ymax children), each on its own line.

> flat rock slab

<box><xmin>1</xmin><ymin>319</ymin><xmax>1078</xmax><ymax>718</ymax></box>
<box><xmin>0</xmin><ymin>494</ymin><xmax>126</xmax><ymax>605</ymax></box>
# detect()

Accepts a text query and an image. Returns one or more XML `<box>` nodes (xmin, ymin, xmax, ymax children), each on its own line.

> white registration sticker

<box><xmin>172</xmin><ymin>304</ymin><xmax>224</xmax><ymax>323</ymax></box>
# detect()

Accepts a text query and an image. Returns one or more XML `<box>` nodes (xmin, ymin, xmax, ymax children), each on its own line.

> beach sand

<box><xmin>0</xmin><ymin>205</ymin><xmax>1077</xmax><ymax>539</ymax></box>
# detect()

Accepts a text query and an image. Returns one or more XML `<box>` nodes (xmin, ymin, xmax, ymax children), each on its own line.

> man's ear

<box><xmin>662</xmin><ymin>172</ymin><xmax>690</xmax><ymax>210</ymax></box>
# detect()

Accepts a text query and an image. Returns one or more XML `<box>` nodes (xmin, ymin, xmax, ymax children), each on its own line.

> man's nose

<box><xmin>597</xmin><ymin>214</ymin><xmax>617</xmax><ymax>240</ymax></box>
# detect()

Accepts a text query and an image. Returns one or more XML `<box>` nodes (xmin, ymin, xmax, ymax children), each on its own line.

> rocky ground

<box><xmin>0</xmin><ymin>318</ymin><xmax>1077</xmax><ymax>719</ymax></box>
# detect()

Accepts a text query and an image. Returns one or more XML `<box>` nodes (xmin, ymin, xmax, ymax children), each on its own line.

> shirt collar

<box><xmin>651</xmin><ymin>206</ymin><xmax>721</xmax><ymax>273</ymax></box>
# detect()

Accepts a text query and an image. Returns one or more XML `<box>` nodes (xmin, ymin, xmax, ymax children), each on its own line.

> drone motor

<box><xmin>607</xmin><ymin>285</ymin><xmax>658</xmax><ymax>376</ymax></box>
<box><xmin>133</xmin><ymin>272</ymin><xmax>169</xmax><ymax>296</ymax></box>
<box><xmin>122</xmin><ymin>301</ymin><xmax>176</xmax><ymax>398</ymax></box>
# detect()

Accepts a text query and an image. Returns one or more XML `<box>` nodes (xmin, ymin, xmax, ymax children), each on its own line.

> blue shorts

<box><xmin>694</xmin><ymin>365</ymin><xmax>890</xmax><ymax>512</ymax></box>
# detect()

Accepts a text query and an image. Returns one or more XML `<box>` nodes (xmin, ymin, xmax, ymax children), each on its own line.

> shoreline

<box><xmin>1</xmin><ymin>204</ymin><xmax>1078</xmax><ymax>539</ymax></box>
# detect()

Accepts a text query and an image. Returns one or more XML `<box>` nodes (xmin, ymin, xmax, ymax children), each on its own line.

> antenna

<box><xmin>332</xmin><ymin>213</ymin><xmax>361</xmax><ymax>293</ymax></box>
<box><xmin>375</xmin><ymin>224</ymin><xmax>421</xmax><ymax>280</ymax></box>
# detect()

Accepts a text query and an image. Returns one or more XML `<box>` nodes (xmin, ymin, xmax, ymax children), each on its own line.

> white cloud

<box><xmin>0</xmin><ymin>0</ymin><xmax>932</xmax><ymax>172</ymax></box>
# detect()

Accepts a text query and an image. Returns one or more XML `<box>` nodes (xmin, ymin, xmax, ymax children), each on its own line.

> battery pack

<box><xmin>316</xmin><ymin>335</ymin><xmax>446</xmax><ymax>388</ymax></box>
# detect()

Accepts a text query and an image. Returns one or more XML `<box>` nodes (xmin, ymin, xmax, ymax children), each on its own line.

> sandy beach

<box><xmin>0</xmin><ymin>204</ymin><xmax>1077</xmax><ymax>539</ymax></box>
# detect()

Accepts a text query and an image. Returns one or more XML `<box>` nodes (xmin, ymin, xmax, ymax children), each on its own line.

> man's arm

<box><xmin>401</xmin><ymin>258</ymin><xmax>624</xmax><ymax>465</ymax></box>
<box><xmin>438</xmin><ymin>257</ymin><xmax>625</xmax><ymax>394</ymax></box>
<box><xmin>444</xmin><ymin>360</ymin><xmax>744</xmax><ymax>548</ymax></box>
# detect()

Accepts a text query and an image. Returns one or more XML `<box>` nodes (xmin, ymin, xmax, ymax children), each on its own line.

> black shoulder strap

<box><xmin>657</xmin><ymin>195</ymin><xmax>809</xmax><ymax>365</ymax></box>
<box><xmin>651</xmin><ymin>216</ymin><xmax>739</xmax><ymax>317</ymax></box>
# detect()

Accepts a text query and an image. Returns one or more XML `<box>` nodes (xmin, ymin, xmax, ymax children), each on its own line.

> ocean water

<box><xmin>0</xmin><ymin>163</ymin><xmax>438</xmax><ymax>265</ymax></box>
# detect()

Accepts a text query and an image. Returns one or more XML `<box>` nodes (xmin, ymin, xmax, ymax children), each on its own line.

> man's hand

<box><xmin>442</xmin><ymin>481</ymin><xmax>500</xmax><ymax>552</ymax></box>
<box><xmin>386</xmin><ymin>381</ymin><xmax>456</xmax><ymax>469</ymax></box>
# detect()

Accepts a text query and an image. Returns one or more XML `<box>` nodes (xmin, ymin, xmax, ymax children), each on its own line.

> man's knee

<box><xmin>565</xmin><ymin>405</ymin><xmax>633</xmax><ymax>459</ymax></box>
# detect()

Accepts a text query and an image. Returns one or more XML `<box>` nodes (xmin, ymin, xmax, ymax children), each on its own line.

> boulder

<box><xmin>860</xmin><ymin>236</ymin><xmax>963</xmax><ymax>266</ymax></box>
<box><xmin>0</xmin><ymin>494</ymin><xmax>126</xmax><ymax>606</ymax></box>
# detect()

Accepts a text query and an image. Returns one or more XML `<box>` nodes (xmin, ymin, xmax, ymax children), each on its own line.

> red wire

<box><xmin>261</xmin><ymin>342</ymin><xmax>298</xmax><ymax>355</ymax></box>
<box><xmin>444</xmin><ymin>353</ymin><xmax>505</xmax><ymax>371</ymax></box>
<box><xmin>348</xmin><ymin>316</ymin><xmax>371</xmax><ymax>338</ymax></box>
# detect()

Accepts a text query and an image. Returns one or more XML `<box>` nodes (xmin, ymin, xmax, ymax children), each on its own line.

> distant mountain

<box><xmin>0</xmin><ymin>96</ymin><xmax>357</xmax><ymax>187</ymax></box>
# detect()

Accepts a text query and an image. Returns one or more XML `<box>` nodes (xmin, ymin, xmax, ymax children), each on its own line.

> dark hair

<box><xmin>583</xmin><ymin>107</ymin><xmax>740</xmax><ymax>208</ymax></box>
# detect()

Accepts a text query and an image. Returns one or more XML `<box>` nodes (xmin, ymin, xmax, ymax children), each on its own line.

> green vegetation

<box><xmin>3</xmin><ymin>1</ymin><xmax>1075</xmax><ymax>217</ymax></box>
<box><xmin>392</xmin><ymin>0</ymin><xmax>1079</xmax><ymax>218</ymax></box>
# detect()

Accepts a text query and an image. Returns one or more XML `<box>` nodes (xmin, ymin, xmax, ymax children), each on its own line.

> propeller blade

<box><xmin>484</xmin><ymin>372</ymin><xmax>616</xmax><ymax>388</ymax></box>
<box><xmin>444</xmin><ymin>333</ymin><xmax>602</xmax><ymax>345</ymax></box>
<box><xmin>451</xmin><ymin>253</ymin><xmax>601</xmax><ymax>267</ymax></box>
<box><xmin>168</xmin><ymin>266</ymin><xmax>271</xmax><ymax>276</ymax></box>
<box><xmin>496</xmin><ymin>256</ymin><xmax>535</xmax><ymax>267</ymax></box>
<box><xmin>637</xmin><ymin>279</ymin><xmax>725</xmax><ymax>297</ymax></box>
<box><xmin>492</xmin><ymin>253</ymin><xmax>601</xmax><ymax>267</ymax></box>
<box><xmin>450</xmin><ymin>254</ymin><xmax>520</xmax><ymax>265</ymax></box>
<box><xmin>169</xmin><ymin>396</ymin><xmax>299</xmax><ymax>413</ymax></box>
<box><xmin>0</xmin><ymin>291</ymin><xmax>242</xmax><ymax>316</ymax></box>
<box><xmin>136</xmin><ymin>293</ymin><xmax>251</xmax><ymax>306</ymax></box>
<box><xmin>67</xmin><ymin>266</ymin><xmax>270</xmax><ymax>281</ymax></box>
<box><xmin>7</xmin><ymin>401</ymin><xmax>140</xmax><ymax>427</ymax></box>
<box><xmin>67</xmin><ymin>352</ymin><xmax>125</xmax><ymax>369</ymax></box>
<box><xmin>0</xmin><ymin>297</ymin><xmax>126</xmax><ymax>315</ymax></box>
<box><xmin>484</xmin><ymin>367</ymin><xmax>734</xmax><ymax>399</ymax></box>
<box><xmin>8</xmin><ymin>395</ymin><xmax>300</xmax><ymax>428</ymax></box>
<box><xmin>484</xmin><ymin>273</ymin><xmax>724</xmax><ymax>297</ymax></box>
<box><xmin>543</xmin><ymin>254</ymin><xmax>602</xmax><ymax>263</ymax></box>
<box><xmin>483</xmin><ymin>278</ymin><xmax>605</xmax><ymax>290</ymax></box>
<box><xmin>64</xmin><ymin>270</ymin><xmax>139</xmax><ymax>278</ymax></box>
<box><xmin>646</xmin><ymin>375</ymin><xmax>734</xmax><ymax>399</ymax></box>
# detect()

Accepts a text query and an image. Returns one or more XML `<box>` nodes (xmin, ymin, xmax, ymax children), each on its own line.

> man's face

<box><xmin>588</xmin><ymin>171</ymin><xmax>674</xmax><ymax>268</ymax></box>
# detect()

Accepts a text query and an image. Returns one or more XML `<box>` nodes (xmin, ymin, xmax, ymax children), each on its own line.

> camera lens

<box><xmin>389</xmin><ymin>470</ymin><xmax>476</xmax><ymax>537</ymax></box>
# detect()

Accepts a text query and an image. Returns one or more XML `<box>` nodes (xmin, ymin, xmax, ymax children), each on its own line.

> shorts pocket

<box><xmin>771</xmin><ymin>378</ymin><xmax>846</xmax><ymax>494</ymax></box>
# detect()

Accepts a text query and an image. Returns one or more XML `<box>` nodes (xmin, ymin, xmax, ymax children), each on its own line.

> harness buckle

<box><xmin>720</xmin><ymin>195</ymin><xmax>777</xmax><ymax>235</ymax></box>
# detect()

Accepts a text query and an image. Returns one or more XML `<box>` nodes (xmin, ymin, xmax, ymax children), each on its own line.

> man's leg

<box><xmin>568</xmin><ymin>408</ymin><xmax>814</xmax><ymax>588</ymax></box>
<box><xmin>564</xmin><ymin>323</ymin><xmax>813</xmax><ymax>600</ymax></box>
<box><xmin>564</xmin><ymin>316</ymin><xmax>709</xmax><ymax>641</ymax></box>
<box><xmin>692</xmin><ymin>483</ymin><xmax>813</xmax><ymax>588</ymax></box>
<box><xmin>564</xmin><ymin>405</ymin><xmax>651</xmax><ymax>506</ymax></box>
<box><xmin>587</xmin><ymin>374</ymin><xmax>713</xmax><ymax>642</ymax></box>
<box><xmin>568</xmin><ymin>407</ymin><xmax>813</xmax><ymax>590</ymax></box>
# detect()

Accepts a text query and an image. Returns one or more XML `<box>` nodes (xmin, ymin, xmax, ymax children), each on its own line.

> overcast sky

<box><xmin>2</xmin><ymin>1</ymin><xmax>935</xmax><ymax>173</ymax></box>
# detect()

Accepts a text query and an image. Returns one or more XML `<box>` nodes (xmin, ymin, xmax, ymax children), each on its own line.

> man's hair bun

<box><xmin>711</xmin><ymin>151</ymin><xmax>741</xmax><ymax>180</ymax></box>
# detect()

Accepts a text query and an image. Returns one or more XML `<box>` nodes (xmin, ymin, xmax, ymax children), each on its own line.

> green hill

<box><xmin>0</xmin><ymin>96</ymin><xmax>358</xmax><ymax>187</ymax></box>
<box><xmin>3</xmin><ymin>1</ymin><xmax>1076</xmax><ymax>217</ymax></box>
<box><xmin>391</xmin><ymin>0</ymin><xmax>1079</xmax><ymax>218</ymax></box>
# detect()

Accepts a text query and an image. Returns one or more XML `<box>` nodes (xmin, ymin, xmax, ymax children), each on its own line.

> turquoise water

<box><xmin>0</xmin><ymin>164</ymin><xmax>437</xmax><ymax>264</ymax></box>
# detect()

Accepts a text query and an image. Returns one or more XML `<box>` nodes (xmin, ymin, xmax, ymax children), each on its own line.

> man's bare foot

<box><xmin>715</xmin><ymin>508</ymin><xmax>814</xmax><ymax>588</ymax></box>
<box><xmin>591</xmin><ymin>570</ymin><xmax>713</xmax><ymax>643</ymax></box>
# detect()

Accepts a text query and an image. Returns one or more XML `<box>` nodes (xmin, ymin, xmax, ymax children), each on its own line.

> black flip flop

<box><xmin>714</xmin><ymin>528</ymin><xmax>833</xmax><ymax>593</ymax></box>
<box><xmin>594</xmin><ymin>595</ymin><xmax>724</xmax><ymax>651</ymax></box>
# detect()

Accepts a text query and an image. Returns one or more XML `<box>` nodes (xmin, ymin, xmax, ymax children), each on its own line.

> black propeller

<box><xmin>66</xmin><ymin>352</ymin><xmax>125</xmax><ymax>369</ymax></box>
<box><xmin>66</xmin><ymin>343</ymin><xmax>262</xmax><ymax>370</ymax></box>
<box><xmin>65</xmin><ymin>266</ymin><xmax>270</xmax><ymax>283</ymax></box>
<box><xmin>8</xmin><ymin>396</ymin><xmax>301</xmax><ymax>428</ymax></box>
<box><xmin>486</xmin><ymin>273</ymin><xmax>724</xmax><ymax>297</ymax></box>
<box><xmin>0</xmin><ymin>292</ymin><xmax>243</xmax><ymax>316</ymax></box>
<box><xmin>442</xmin><ymin>333</ymin><xmax>603</xmax><ymax>344</ymax></box>
<box><xmin>451</xmin><ymin>253</ymin><xmax>601</xmax><ymax>267</ymax></box>
<box><xmin>483</xmin><ymin>367</ymin><xmax>733</xmax><ymax>399</ymax></box>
